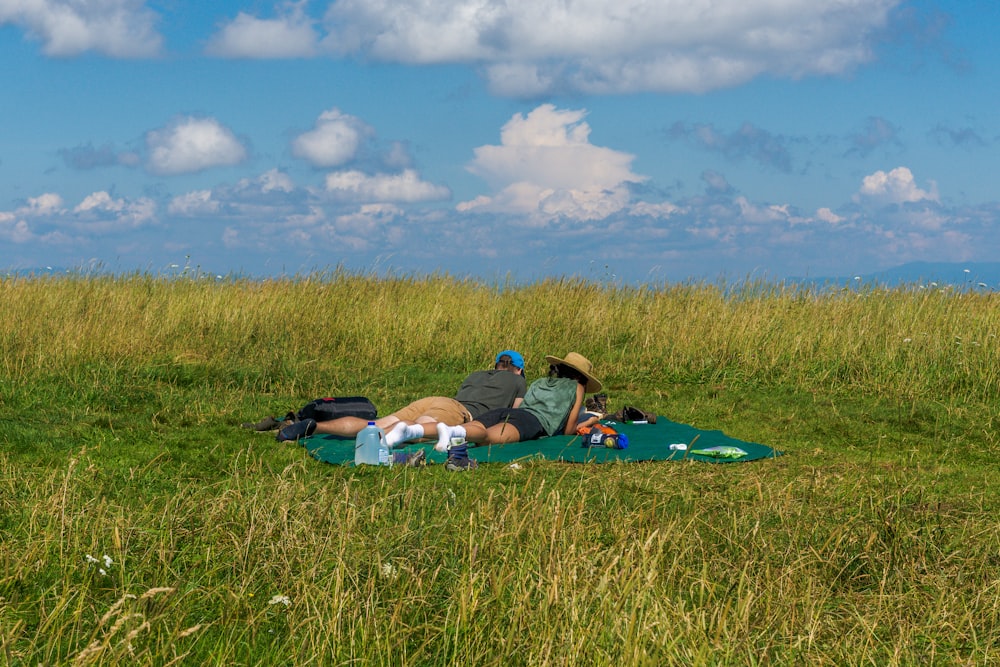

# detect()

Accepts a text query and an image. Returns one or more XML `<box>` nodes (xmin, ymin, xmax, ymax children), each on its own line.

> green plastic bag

<box><xmin>689</xmin><ymin>446</ymin><xmax>748</xmax><ymax>459</ymax></box>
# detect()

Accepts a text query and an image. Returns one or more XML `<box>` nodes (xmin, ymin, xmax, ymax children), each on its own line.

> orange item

<box><xmin>577</xmin><ymin>423</ymin><xmax>618</xmax><ymax>437</ymax></box>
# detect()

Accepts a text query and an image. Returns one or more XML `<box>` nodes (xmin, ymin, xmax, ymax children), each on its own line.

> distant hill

<box><xmin>789</xmin><ymin>262</ymin><xmax>1000</xmax><ymax>290</ymax></box>
<box><xmin>8</xmin><ymin>261</ymin><xmax>1000</xmax><ymax>290</ymax></box>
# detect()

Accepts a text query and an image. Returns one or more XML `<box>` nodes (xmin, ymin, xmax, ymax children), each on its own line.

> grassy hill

<box><xmin>1</xmin><ymin>272</ymin><xmax>998</xmax><ymax>665</ymax></box>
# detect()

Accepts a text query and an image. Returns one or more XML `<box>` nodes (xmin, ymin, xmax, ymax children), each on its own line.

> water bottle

<box><xmin>355</xmin><ymin>422</ymin><xmax>390</xmax><ymax>466</ymax></box>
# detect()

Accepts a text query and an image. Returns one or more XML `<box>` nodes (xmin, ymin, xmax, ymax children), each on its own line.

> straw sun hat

<box><xmin>544</xmin><ymin>352</ymin><xmax>602</xmax><ymax>393</ymax></box>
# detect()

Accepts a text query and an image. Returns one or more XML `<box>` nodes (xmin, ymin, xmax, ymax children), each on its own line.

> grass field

<box><xmin>1</xmin><ymin>272</ymin><xmax>999</xmax><ymax>665</ymax></box>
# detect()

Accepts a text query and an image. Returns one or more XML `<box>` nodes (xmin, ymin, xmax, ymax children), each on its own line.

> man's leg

<box><xmin>312</xmin><ymin>416</ymin><xmax>371</xmax><ymax>437</ymax></box>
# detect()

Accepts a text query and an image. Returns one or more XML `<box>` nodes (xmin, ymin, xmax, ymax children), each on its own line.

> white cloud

<box><xmin>319</xmin><ymin>0</ymin><xmax>902</xmax><ymax>95</ymax></box>
<box><xmin>628</xmin><ymin>201</ymin><xmax>682</xmax><ymax>218</ymax></box>
<box><xmin>168</xmin><ymin>190</ymin><xmax>220</xmax><ymax>216</ymax></box>
<box><xmin>72</xmin><ymin>191</ymin><xmax>155</xmax><ymax>229</ymax></box>
<box><xmin>292</xmin><ymin>108</ymin><xmax>372</xmax><ymax>168</ymax></box>
<box><xmin>332</xmin><ymin>203</ymin><xmax>404</xmax><ymax>234</ymax></box>
<box><xmin>0</xmin><ymin>0</ymin><xmax>162</xmax><ymax>57</ymax></box>
<box><xmin>815</xmin><ymin>207</ymin><xmax>844</xmax><ymax>224</ymax></box>
<box><xmin>9</xmin><ymin>220</ymin><xmax>34</xmax><ymax>243</ymax></box>
<box><xmin>75</xmin><ymin>191</ymin><xmax>124</xmax><ymax>214</ymax></box>
<box><xmin>458</xmin><ymin>104</ymin><xmax>644</xmax><ymax>221</ymax></box>
<box><xmin>735</xmin><ymin>197</ymin><xmax>803</xmax><ymax>225</ymax></box>
<box><xmin>145</xmin><ymin>117</ymin><xmax>248</xmax><ymax>175</ymax></box>
<box><xmin>251</xmin><ymin>168</ymin><xmax>295</xmax><ymax>194</ymax></box>
<box><xmin>0</xmin><ymin>193</ymin><xmax>63</xmax><ymax>243</ymax></box>
<box><xmin>206</xmin><ymin>3</ymin><xmax>319</xmax><ymax>58</ymax></box>
<box><xmin>22</xmin><ymin>193</ymin><xmax>65</xmax><ymax>215</ymax></box>
<box><xmin>855</xmin><ymin>167</ymin><xmax>939</xmax><ymax>206</ymax></box>
<box><xmin>324</xmin><ymin>169</ymin><xmax>450</xmax><ymax>203</ymax></box>
<box><xmin>0</xmin><ymin>190</ymin><xmax>155</xmax><ymax>244</ymax></box>
<box><xmin>168</xmin><ymin>170</ymin><xmax>299</xmax><ymax>219</ymax></box>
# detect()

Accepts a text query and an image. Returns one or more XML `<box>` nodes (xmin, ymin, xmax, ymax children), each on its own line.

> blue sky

<box><xmin>1</xmin><ymin>0</ymin><xmax>996</xmax><ymax>283</ymax></box>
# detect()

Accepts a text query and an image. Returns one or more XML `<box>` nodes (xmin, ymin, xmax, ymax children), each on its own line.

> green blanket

<box><xmin>300</xmin><ymin>417</ymin><xmax>782</xmax><ymax>465</ymax></box>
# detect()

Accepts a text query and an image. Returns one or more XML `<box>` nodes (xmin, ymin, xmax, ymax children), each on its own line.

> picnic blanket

<box><xmin>300</xmin><ymin>416</ymin><xmax>782</xmax><ymax>465</ymax></box>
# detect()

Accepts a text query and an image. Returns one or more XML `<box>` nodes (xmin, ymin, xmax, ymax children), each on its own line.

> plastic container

<box><xmin>355</xmin><ymin>422</ymin><xmax>390</xmax><ymax>466</ymax></box>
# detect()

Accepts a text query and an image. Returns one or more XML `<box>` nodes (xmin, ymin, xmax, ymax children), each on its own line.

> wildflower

<box><xmin>268</xmin><ymin>594</ymin><xmax>292</xmax><ymax>606</ymax></box>
<box><xmin>903</xmin><ymin>338</ymin><xmax>912</xmax><ymax>343</ymax></box>
<box><xmin>84</xmin><ymin>553</ymin><xmax>113</xmax><ymax>575</ymax></box>
<box><xmin>381</xmin><ymin>563</ymin><xmax>398</xmax><ymax>579</ymax></box>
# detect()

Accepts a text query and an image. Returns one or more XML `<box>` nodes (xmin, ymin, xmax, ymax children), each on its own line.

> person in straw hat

<box><xmin>396</xmin><ymin>352</ymin><xmax>602</xmax><ymax>461</ymax></box>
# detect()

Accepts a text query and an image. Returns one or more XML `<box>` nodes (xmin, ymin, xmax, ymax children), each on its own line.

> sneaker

<box><xmin>445</xmin><ymin>443</ymin><xmax>478</xmax><ymax>471</ymax></box>
<box><xmin>445</xmin><ymin>455</ymin><xmax>478</xmax><ymax>471</ymax></box>
<box><xmin>276</xmin><ymin>418</ymin><xmax>316</xmax><ymax>442</ymax></box>
<box><xmin>241</xmin><ymin>415</ymin><xmax>283</xmax><ymax>431</ymax></box>
<box><xmin>392</xmin><ymin>449</ymin><xmax>427</xmax><ymax>467</ymax></box>
<box><xmin>586</xmin><ymin>393</ymin><xmax>608</xmax><ymax>415</ymax></box>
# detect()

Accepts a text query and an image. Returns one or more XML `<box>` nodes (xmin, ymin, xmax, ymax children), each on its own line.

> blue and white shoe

<box><xmin>445</xmin><ymin>442</ymin><xmax>478</xmax><ymax>471</ymax></box>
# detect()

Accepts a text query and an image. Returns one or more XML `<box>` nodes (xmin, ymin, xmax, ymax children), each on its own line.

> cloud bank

<box><xmin>1</xmin><ymin>0</ymin><xmax>908</xmax><ymax>97</ymax></box>
<box><xmin>197</xmin><ymin>0</ymin><xmax>906</xmax><ymax>96</ymax></box>
<box><xmin>3</xmin><ymin>104</ymin><xmax>995</xmax><ymax>283</ymax></box>
<box><xmin>0</xmin><ymin>0</ymin><xmax>162</xmax><ymax>57</ymax></box>
<box><xmin>319</xmin><ymin>0</ymin><xmax>900</xmax><ymax>94</ymax></box>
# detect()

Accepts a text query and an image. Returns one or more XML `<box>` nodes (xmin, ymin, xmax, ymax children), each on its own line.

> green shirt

<box><xmin>522</xmin><ymin>376</ymin><xmax>578</xmax><ymax>436</ymax></box>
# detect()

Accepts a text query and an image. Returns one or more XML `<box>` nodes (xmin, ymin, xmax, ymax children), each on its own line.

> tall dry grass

<box><xmin>3</xmin><ymin>272</ymin><xmax>999</xmax><ymax>400</ymax></box>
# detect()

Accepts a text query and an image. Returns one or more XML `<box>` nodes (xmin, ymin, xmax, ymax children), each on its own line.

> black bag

<box><xmin>293</xmin><ymin>396</ymin><xmax>377</xmax><ymax>423</ymax></box>
<box><xmin>607</xmin><ymin>405</ymin><xmax>657</xmax><ymax>424</ymax></box>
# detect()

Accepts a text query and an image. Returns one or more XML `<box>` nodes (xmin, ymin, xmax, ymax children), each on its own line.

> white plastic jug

<box><xmin>355</xmin><ymin>422</ymin><xmax>389</xmax><ymax>466</ymax></box>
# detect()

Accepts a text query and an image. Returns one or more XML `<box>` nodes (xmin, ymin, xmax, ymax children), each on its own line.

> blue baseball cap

<box><xmin>495</xmin><ymin>350</ymin><xmax>525</xmax><ymax>370</ymax></box>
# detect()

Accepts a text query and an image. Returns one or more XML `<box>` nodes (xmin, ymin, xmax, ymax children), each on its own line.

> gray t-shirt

<box><xmin>455</xmin><ymin>369</ymin><xmax>527</xmax><ymax>419</ymax></box>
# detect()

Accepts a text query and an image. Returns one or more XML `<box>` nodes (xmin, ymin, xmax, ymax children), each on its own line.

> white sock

<box><xmin>435</xmin><ymin>423</ymin><xmax>455</xmax><ymax>452</ymax></box>
<box><xmin>385</xmin><ymin>422</ymin><xmax>425</xmax><ymax>448</ymax></box>
<box><xmin>405</xmin><ymin>424</ymin><xmax>427</xmax><ymax>442</ymax></box>
<box><xmin>384</xmin><ymin>422</ymin><xmax>409</xmax><ymax>448</ymax></box>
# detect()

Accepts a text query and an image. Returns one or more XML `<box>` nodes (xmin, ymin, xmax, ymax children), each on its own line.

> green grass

<box><xmin>1</xmin><ymin>273</ymin><xmax>999</xmax><ymax>665</ymax></box>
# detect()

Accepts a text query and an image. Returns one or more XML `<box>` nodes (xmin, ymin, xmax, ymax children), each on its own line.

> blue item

<box><xmin>581</xmin><ymin>429</ymin><xmax>628</xmax><ymax>449</ymax></box>
<box><xmin>495</xmin><ymin>349</ymin><xmax>525</xmax><ymax>369</ymax></box>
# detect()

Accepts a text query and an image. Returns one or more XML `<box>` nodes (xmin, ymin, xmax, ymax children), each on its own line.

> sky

<box><xmin>0</xmin><ymin>0</ymin><xmax>997</xmax><ymax>284</ymax></box>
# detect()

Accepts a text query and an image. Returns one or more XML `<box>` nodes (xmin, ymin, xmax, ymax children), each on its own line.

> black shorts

<box><xmin>474</xmin><ymin>408</ymin><xmax>546</xmax><ymax>440</ymax></box>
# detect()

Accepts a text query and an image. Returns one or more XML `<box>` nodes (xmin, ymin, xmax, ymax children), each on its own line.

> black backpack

<box><xmin>293</xmin><ymin>396</ymin><xmax>377</xmax><ymax>423</ymax></box>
